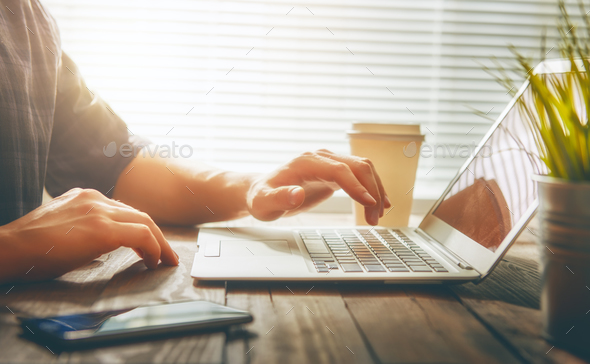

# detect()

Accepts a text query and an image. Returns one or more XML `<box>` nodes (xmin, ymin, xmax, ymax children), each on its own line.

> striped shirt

<box><xmin>0</xmin><ymin>0</ymin><xmax>143</xmax><ymax>225</ymax></box>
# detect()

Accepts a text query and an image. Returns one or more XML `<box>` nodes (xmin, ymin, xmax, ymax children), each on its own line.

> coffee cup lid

<box><xmin>351</xmin><ymin>122</ymin><xmax>421</xmax><ymax>134</ymax></box>
<box><xmin>347</xmin><ymin>123</ymin><xmax>424</xmax><ymax>141</ymax></box>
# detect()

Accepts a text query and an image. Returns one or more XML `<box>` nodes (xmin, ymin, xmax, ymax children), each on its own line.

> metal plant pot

<box><xmin>534</xmin><ymin>175</ymin><xmax>590</xmax><ymax>353</ymax></box>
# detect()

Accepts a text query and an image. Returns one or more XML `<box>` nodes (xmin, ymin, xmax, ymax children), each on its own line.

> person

<box><xmin>0</xmin><ymin>0</ymin><xmax>389</xmax><ymax>284</ymax></box>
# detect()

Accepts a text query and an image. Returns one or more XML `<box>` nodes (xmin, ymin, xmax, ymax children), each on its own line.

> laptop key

<box><xmin>364</xmin><ymin>264</ymin><xmax>386</xmax><ymax>272</ymax></box>
<box><xmin>313</xmin><ymin>258</ymin><xmax>334</xmax><ymax>263</ymax></box>
<box><xmin>388</xmin><ymin>267</ymin><xmax>410</xmax><ymax>272</ymax></box>
<box><xmin>356</xmin><ymin>257</ymin><xmax>376</xmax><ymax>261</ymax></box>
<box><xmin>402</xmin><ymin>259</ymin><xmax>424</xmax><ymax>263</ymax></box>
<box><xmin>337</xmin><ymin>261</ymin><xmax>358</xmax><ymax>265</ymax></box>
<box><xmin>385</xmin><ymin>263</ymin><xmax>406</xmax><ymax>267</ymax></box>
<box><xmin>358</xmin><ymin>257</ymin><xmax>379</xmax><ymax>262</ymax></box>
<box><xmin>340</xmin><ymin>263</ymin><xmax>363</xmax><ymax>272</ymax></box>
<box><xmin>304</xmin><ymin>239</ymin><xmax>329</xmax><ymax>247</ymax></box>
<box><xmin>409</xmin><ymin>266</ymin><xmax>432</xmax><ymax>272</ymax></box>
<box><xmin>360</xmin><ymin>261</ymin><xmax>380</xmax><ymax>266</ymax></box>
<box><xmin>434</xmin><ymin>268</ymin><xmax>448</xmax><ymax>272</ymax></box>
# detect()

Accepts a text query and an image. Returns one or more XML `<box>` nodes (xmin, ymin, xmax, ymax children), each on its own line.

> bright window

<box><xmin>43</xmin><ymin>0</ymin><xmax>562</xmax><ymax>200</ymax></box>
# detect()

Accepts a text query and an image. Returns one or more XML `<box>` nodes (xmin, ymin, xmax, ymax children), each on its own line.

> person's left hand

<box><xmin>247</xmin><ymin>149</ymin><xmax>390</xmax><ymax>225</ymax></box>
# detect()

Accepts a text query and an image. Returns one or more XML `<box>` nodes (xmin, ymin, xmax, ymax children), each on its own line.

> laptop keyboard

<box><xmin>299</xmin><ymin>229</ymin><xmax>448</xmax><ymax>273</ymax></box>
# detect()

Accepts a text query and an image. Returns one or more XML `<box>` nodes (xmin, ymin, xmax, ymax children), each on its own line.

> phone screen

<box><xmin>20</xmin><ymin>300</ymin><xmax>252</xmax><ymax>345</ymax></box>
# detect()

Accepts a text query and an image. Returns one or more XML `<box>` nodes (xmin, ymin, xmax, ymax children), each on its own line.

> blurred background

<box><xmin>43</xmin><ymin>0</ymin><xmax>566</xmax><ymax>210</ymax></box>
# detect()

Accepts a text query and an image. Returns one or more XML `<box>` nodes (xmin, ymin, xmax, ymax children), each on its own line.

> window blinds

<box><xmin>42</xmin><ymin>0</ymin><xmax>563</xmax><ymax>199</ymax></box>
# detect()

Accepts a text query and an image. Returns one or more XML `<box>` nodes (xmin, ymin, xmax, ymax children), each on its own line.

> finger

<box><xmin>101</xmin><ymin>198</ymin><xmax>175</xmax><ymax>262</ymax></box>
<box><xmin>315</xmin><ymin>152</ymin><xmax>382</xmax><ymax>224</ymax></box>
<box><xmin>131</xmin><ymin>246</ymin><xmax>178</xmax><ymax>262</ymax></box>
<box><xmin>317</xmin><ymin>152</ymin><xmax>382</xmax><ymax>202</ymax></box>
<box><xmin>253</xmin><ymin>186</ymin><xmax>305</xmax><ymax>221</ymax></box>
<box><xmin>326</xmin><ymin>153</ymin><xmax>389</xmax><ymax>218</ymax></box>
<box><xmin>111</xmin><ymin>222</ymin><xmax>162</xmax><ymax>269</ymax></box>
<box><xmin>370</xmin><ymin>163</ymin><xmax>391</xmax><ymax>211</ymax></box>
<box><xmin>70</xmin><ymin>190</ymin><xmax>178</xmax><ymax>265</ymax></box>
<box><xmin>296</xmin><ymin>155</ymin><xmax>377</xmax><ymax>208</ymax></box>
<box><xmin>132</xmin><ymin>248</ymin><xmax>144</xmax><ymax>258</ymax></box>
<box><xmin>108</xmin><ymin>206</ymin><xmax>179</xmax><ymax>266</ymax></box>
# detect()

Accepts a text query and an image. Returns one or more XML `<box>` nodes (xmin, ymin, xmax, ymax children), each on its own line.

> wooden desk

<box><xmin>0</xmin><ymin>213</ymin><xmax>587</xmax><ymax>364</ymax></box>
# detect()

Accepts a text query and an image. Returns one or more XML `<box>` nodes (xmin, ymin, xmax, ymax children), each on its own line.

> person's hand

<box><xmin>0</xmin><ymin>188</ymin><xmax>178</xmax><ymax>283</ymax></box>
<box><xmin>247</xmin><ymin>149</ymin><xmax>390</xmax><ymax>225</ymax></box>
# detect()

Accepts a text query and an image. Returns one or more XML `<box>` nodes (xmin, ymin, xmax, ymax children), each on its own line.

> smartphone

<box><xmin>19</xmin><ymin>300</ymin><xmax>252</xmax><ymax>350</ymax></box>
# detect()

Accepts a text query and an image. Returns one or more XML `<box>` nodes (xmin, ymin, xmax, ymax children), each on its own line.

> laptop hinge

<box><xmin>414</xmin><ymin>228</ymin><xmax>477</xmax><ymax>272</ymax></box>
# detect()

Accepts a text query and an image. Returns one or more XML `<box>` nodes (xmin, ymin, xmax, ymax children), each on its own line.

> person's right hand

<box><xmin>0</xmin><ymin>188</ymin><xmax>178</xmax><ymax>284</ymax></box>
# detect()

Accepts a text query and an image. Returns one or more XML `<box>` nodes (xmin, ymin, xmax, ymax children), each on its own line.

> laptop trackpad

<box><xmin>221</xmin><ymin>240</ymin><xmax>292</xmax><ymax>257</ymax></box>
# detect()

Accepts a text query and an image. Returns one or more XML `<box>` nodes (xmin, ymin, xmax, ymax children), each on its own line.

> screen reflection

<box><xmin>433</xmin><ymin>86</ymin><xmax>547</xmax><ymax>252</ymax></box>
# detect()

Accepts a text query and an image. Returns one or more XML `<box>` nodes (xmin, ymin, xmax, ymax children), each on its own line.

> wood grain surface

<box><xmin>0</xmin><ymin>215</ymin><xmax>588</xmax><ymax>364</ymax></box>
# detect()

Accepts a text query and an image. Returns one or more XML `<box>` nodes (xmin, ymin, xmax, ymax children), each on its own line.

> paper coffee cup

<box><xmin>347</xmin><ymin>122</ymin><xmax>424</xmax><ymax>226</ymax></box>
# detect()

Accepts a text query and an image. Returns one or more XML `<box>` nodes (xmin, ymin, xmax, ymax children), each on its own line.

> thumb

<box><xmin>267</xmin><ymin>185</ymin><xmax>305</xmax><ymax>211</ymax></box>
<box><xmin>253</xmin><ymin>186</ymin><xmax>305</xmax><ymax>221</ymax></box>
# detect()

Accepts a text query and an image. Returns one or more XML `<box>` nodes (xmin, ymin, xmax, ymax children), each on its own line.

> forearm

<box><xmin>0</xmin><ymin>225</ymin><xmax>25</xmax><ymax>284</ymax></box>
<box><xmin>113</xmin><ymin>155</ymin><xmax>257</xmax><ymax>225</ymax></box>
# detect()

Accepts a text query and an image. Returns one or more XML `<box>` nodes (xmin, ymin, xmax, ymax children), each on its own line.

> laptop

<box><xmin>190</xmin><ymin>62</ymin><xmax>559</xmax><ymax>284</ymax></box>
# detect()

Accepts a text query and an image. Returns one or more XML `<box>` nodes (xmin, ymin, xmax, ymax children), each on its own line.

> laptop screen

<box><xmin>431</xmin><ymin>85</ymin><xmax>547</xmax><ymax>252</ymax></box>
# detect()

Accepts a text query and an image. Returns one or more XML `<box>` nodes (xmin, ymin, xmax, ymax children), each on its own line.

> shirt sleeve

<box><xmin>45</xmin><ymin>52</ymin><xmax>149</xmax><ymax>198</ymax></box>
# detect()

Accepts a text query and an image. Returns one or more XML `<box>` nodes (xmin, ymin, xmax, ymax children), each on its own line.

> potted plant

<box><xmin>492</xmin><ymin>1</ymin><xmax>590</xmax><ymax>353</ymax></box>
